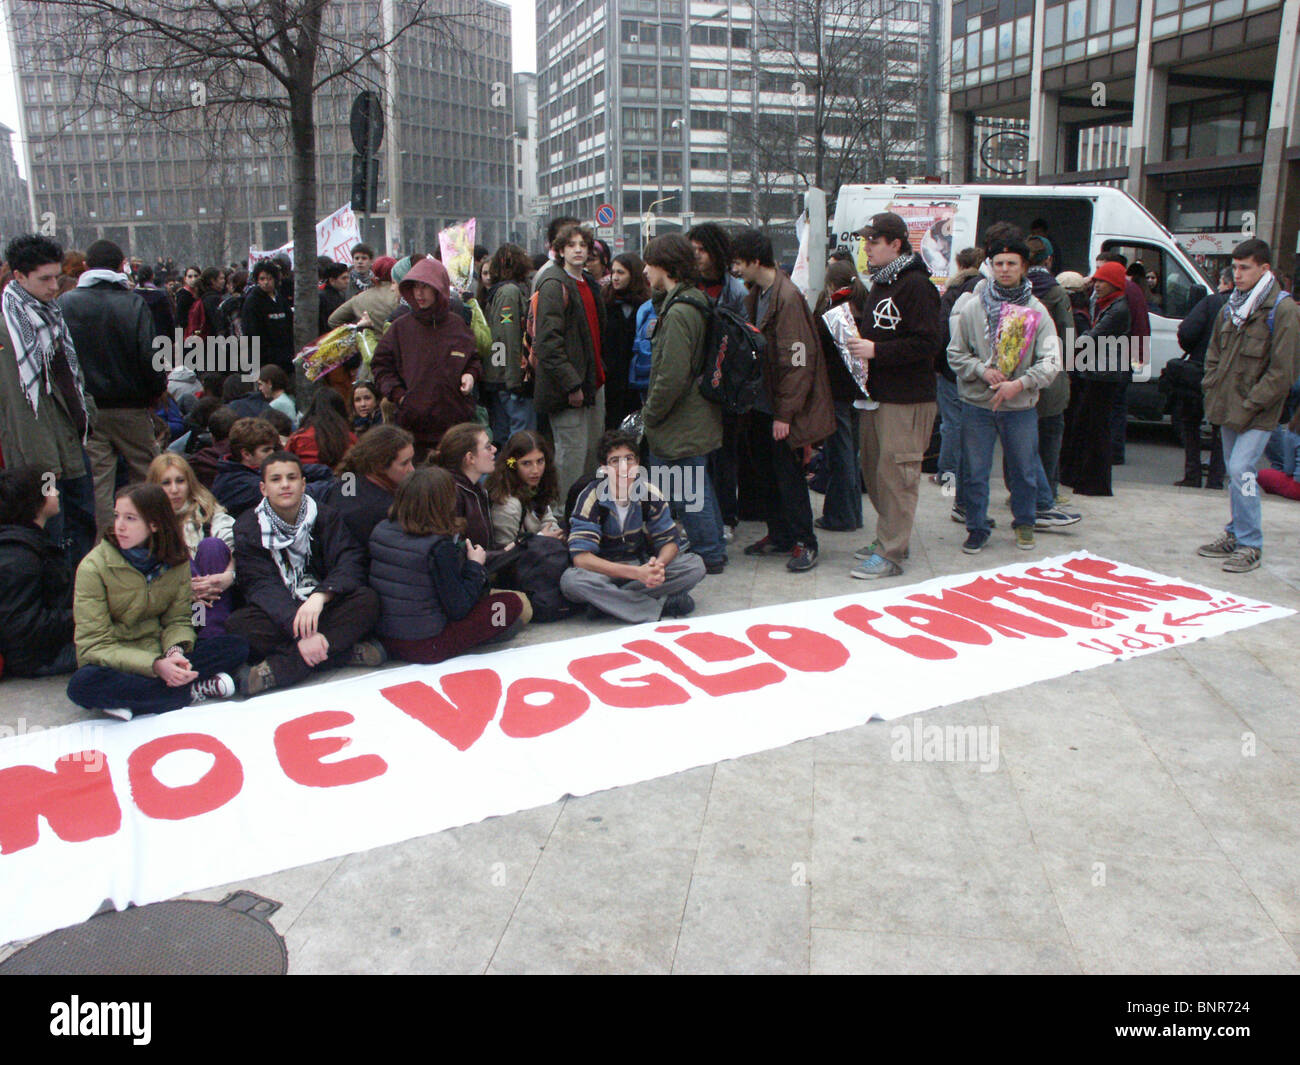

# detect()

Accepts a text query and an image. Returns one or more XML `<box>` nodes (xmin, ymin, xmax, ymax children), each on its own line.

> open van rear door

<box><xmin>832</xmin><ymin>187</ymin><xmax>980</xmax><ymax>291</ymax></box>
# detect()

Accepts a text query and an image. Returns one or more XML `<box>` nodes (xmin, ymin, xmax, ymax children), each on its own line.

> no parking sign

<box><xmin>595</xmin><ymin>203</ymin><xmax>615</xmax><ymax>228</ymax></box>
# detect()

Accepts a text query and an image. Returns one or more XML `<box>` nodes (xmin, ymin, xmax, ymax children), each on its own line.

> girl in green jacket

<box><xmin>66</xmin><ymin>484</ymin><xmax>248</xmax><ymax>720</ymax></box>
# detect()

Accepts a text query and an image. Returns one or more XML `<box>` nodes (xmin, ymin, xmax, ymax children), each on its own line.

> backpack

<box><xmin>697</xmin><ymin>302</ymin><xmax>767</xmax><ymax>414</ymax></box>
<box><xmin>523</xmin><ymin>276</ymin><xmax>569</xmax><ymax>372</ymax></box>
<box><xmin>630</xmin><ymin>299</ymin><xmax>656</xmax><ymax>390</ymax></box>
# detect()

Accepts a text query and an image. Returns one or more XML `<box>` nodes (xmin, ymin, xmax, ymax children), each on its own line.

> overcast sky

<box><xmin>0</xmin><ymin>1</ymin><xmax>539</xmax><ymax>180</ymax></box>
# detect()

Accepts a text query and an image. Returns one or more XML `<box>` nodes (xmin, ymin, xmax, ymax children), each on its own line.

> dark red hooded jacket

<box><xmin>371</xmin><ymin>257</ymin><xmax>481</xmax><ymax>450</ymax></box>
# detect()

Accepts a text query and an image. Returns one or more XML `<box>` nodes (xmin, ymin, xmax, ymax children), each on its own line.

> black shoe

<box><xmin>1174</xmin><ymin>477</ymin><xmax>1201</xmax><ymax>488</ymax></box>
<box><xmin>787</xmin><ymin>543</ymin><xmax>818</xmax><ymax>572</ymax></box>
<box><xmin>704</xmin><ymin>557</ymin><xmax>727</xmax><ymax>575</ymax></box>
<box><xmin>661</xmin><ymin>592</ymin><xmax>696</xmax><ymax>618</ymax></box>
<box><xmin>1205</xmin><ymin>480</ymin><xmax>1224</xmax><ymax>490</ymax></box>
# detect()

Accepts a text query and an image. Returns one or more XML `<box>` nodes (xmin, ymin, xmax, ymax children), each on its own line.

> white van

<box><xmin>830</xmin><ymin>184</ymin><xmax>1215</xmax><ymax>421</ymax></box>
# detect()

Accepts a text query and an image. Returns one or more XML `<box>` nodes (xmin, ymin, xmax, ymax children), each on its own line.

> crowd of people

<box><xmin>0</xmin><ymin>212</ymin><xmax>1296</xmax><ymax>717</ymax></box>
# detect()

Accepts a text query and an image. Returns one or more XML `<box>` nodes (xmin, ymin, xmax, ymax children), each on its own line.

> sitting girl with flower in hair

<box><xmin>486</xmin><ymin>430</ymin><xmax>563</xmax><ymax>547</ymax></box>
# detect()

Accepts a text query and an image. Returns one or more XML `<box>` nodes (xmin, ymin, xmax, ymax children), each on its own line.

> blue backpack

<box><xmin>630</xmin><ymin>299</ymin><xmax>656</xmax><ymax>390</ymax></box>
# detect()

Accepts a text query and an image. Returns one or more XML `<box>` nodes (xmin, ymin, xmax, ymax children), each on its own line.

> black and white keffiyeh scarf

<box><xmin>1226</xmin><ymin>270</ymin><xmax>1275</xmax><ymax>328</ymax></box>
<box><xmin>867</xmin><ymin>252</ymin><xmax>916</xmax><ymax>289</ymax></box>
<box><xmin>979</xmin><ymin>277</ymin><xmax>1033</xmax><ymax>348</ymax></box>
<box><xmin>1</xmin><ymin>276</ymin><xmax>87</xmax><ymax>426</ymax></box>
<box><xmin>256</xmin><ymin>493</ymin><xmax>319</xmax><ymax>602</ymax></box>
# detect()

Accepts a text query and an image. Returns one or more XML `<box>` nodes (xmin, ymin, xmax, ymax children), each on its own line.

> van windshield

<box><xmin>1102</xmin><ymin>241</ymin><xmax>1207</xmax><ymax>319</ymax></box>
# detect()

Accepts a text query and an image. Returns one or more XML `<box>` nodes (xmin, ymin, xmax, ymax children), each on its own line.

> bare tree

<box><xmin>730</xmin><ymin>0</ymin><xmax>937</xmax><ymax>206</ymax></box>
<box><xmin>12</xmin><ymin>0</ymin><xmax>487</xmax><ymax>352</ymax></box>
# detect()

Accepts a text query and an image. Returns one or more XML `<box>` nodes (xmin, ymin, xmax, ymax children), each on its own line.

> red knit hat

<box><xmin>1092</xmin><ymin>261</ymin><xmax>1128</xmax><ymax>291</ymax></box>
<box><xmin>370</xmin><ymin>256</ymin><xmax>397</xmax><ymax>282</ymax></box>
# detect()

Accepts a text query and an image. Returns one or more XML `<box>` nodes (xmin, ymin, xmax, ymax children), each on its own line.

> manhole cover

<box><xmin>0</xmin><ymin>891</ymin><xmax>286</xmax><ymax>975</ymax></box>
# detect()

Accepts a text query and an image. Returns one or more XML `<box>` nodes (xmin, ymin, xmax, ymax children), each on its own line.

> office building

<box><xmin>947</xmin><ymin>0</ymin><xmax>1300</xmax><ymax>276</ymax></box>
<box><xmin>0</xmin><ymin>124</ymin><xmax>29</xmax><ymax>249</ymax></box>
<box><xmin>536</xmin><ymin>0</ymin><xmax>940</xmax><ymax>259</ymax></box>
<box><xmin>4</xmin><ymin>0</ymin><xmax>514</xmax><ymax>264</ymax></box>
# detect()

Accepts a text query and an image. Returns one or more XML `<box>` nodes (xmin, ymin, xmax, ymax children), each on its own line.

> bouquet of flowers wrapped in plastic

<box><xmin>992</xmin><ymin>303</ymin><xmax>1041</xmax><ymax>378</ymax></box>
<box><xmin>821</xmin><ymin>302</ymin><xmax>878</xmax><ymax>410</ymax></box>
<box><xmin>295</xmin><ymin>324</ymin><xmax>360</xmax><ymax>382</ymax></box>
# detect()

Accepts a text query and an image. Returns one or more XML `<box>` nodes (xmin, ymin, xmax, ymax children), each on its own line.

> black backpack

<box><xmin>697</xmin><ymin>303</ymin><xmax>766</xmax><ymax>414</ymax></box>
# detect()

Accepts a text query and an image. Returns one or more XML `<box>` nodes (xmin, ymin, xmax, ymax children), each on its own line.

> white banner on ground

<box><xmin>0</xmin><ymin>552</ymin><xmax>1291</xmax><ymax>944</ymax></box>
<box><xmin>246</xmin><ymin>205</ymin><xmax>362</xmax><ymax>273</ymax></box>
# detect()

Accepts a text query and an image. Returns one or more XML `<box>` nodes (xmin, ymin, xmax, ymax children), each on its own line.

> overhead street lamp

<box><xmin>674</xmin><ymin>5</ymin><xmax>730</xmax><ymax>231</ymax></box>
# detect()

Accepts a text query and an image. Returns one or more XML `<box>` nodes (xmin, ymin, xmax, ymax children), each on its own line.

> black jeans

<box><xmin>747</xmin><ymin>411</ymin><xmax>816</xmax><ymax>550</ymax></box>
<box><xmin>708</xmin><ymin>410</ymin><xmax>741</xmax><ymax>527</ymax></box>
<box><xmin>1174</xmin><ymin>396</ymin><xmax>1225</xmax><ymax>485</ymax></box>
<box><xmin>226</xmin><ymin>587</ymin><xmax>380</xmax><ymax>688</ymax></box>
<box><xmin>66</xmin><ymin>635</ymin><xmax>249</xmax><ymax>714</ymax></box>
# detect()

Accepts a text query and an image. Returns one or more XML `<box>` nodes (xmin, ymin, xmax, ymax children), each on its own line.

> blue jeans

<box><xmin>936</xmin><ymin>375</ymin><xmax>964</xmax><ymax>506</ymax></box>
<box><xmin>66</xmin><ymin>635</ymin><xmax>249</xmax><ymax>715</ymax></box>
<box><xmin>961</xmin><ymin>404</ymin><xmax>1039</xmax><ymax>534</ymax></box>
<box><xmin>1221</xmin><ymin>426</ymin><xmax>1273</xmax><ymax>548</ymax></box>
<box><xmin>647</xmin><ymin>451</ymin><xmax>727</xmax><ymax>565</ymax></box>
<box><xmin>821</xmin><ymin>400</ymin><xmax>864</xmax><ymax>529</ymax></box>
<box><xmin>485</xmin><ymin>387</ymin><xmax>537</xmax><ymax>445</ymax></box>
<box><xmin>45</xmin><ymin>450</ymin><xmax>96</xmax><ymax>576</ymax></box>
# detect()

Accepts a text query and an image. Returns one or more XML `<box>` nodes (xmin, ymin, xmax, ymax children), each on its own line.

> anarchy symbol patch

<box><xmin>873</xmin><ymin>297</ymin><xmax>902</xmax><ymax>331</ymax></box>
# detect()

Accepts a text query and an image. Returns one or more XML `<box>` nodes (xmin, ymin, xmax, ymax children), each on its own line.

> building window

<box><xmin>1041</xmin><ymin>0</ymin><xmax>1140</xmax><ymax>66</ymax></box>
<box><xmin>1166</xmin><ymin>89</ymin><xmax>1271</xmax><ymax>159</ymax></box>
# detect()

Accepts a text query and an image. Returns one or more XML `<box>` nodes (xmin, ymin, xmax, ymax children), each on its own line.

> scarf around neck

<box><xmin>256</xmin><ymin>493</ymin><xmax>319</xmax><ymax>602</ymax></box>
<box><xmin>979</xmin><ymin>277</ymin><xmax>1032</xmax><ymax>347</ymax></box>
<box><xmin>120</xmin><ymin>544</ymin><xmax>165</xmax><ymax>583</ymax></box>
<box><xmin>1226</xmin><ymin>270</ymin><xmax>1275</xmax><ymax>328</ymax></box>
<box><xmin>867</xmin><ymin>253</ymin><xmax>915</xmax><ymax>289</ymax></box>
<box><xmin>1</xmin><ymin>278</ymin><xmax>88</xmax><ymax>431</ymax></box>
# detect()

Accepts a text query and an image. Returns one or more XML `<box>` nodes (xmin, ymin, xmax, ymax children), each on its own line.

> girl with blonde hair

<box><xmin>147</xmin><ymin>452</ymin><xmax>236</xmax><ymax>636</ymax></box>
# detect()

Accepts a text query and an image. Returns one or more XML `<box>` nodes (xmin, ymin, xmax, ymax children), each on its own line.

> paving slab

<box><xmin>3</xmin><ymin>447</ymin><xmax>1299</xmax><ymax>973</ymax></box>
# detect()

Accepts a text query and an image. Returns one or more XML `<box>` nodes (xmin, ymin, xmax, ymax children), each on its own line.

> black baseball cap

<box><xmin>855</xmin><ymin>212</ymin><xmax>910</xmax><ymax>245</ymax></box>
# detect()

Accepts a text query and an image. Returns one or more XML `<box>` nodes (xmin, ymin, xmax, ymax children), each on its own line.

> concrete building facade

<box><xmin>3</xmin><ymin>0</ymin><xmax>514</xmax><ymax>264</ymax></box>
<box><xmin>947</xmin><ymin>0</ymin><xmax>1300</xmax><ymax>277</ymax></box>
<box><xmin>512</xmin><ymin>72</ymin><xmax>543</xmax><ymax>249</ymax></box>
<box><xmin>0</xmin><ymin>124</ymin><xmax>30</xmax><ymax>251</ymax></box>
<box><xmin>536</xmin><ymin>0</ymin><xmax>939</xmax><ymax>260</ymax></box>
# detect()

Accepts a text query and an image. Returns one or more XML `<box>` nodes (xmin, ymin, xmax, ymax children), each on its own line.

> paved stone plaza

<box><xmin>3</xmin><ymin>438</ymin><xmax>1298</xmax><ymax>974</ymax></box>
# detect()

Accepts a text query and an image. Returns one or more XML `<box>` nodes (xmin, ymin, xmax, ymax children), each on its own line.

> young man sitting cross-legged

<box><xmin>226</xmin><ymin>451</ymin><xmax>385</xmax><ymax>695</ymax></box>
<box><xmin>560</xmin><ymin>429</ymin><xmax>706</xmax><ymax>622</ymax></box>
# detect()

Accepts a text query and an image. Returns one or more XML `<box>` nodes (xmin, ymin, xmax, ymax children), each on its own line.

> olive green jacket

<box><xmin>73</xmin><ymin>540</ymin><xmax>195</xmax><ymax>676</ymax></box>
<box><xmin>642</xmin><ymin>283</ymin><xmax>722</xmax><ymax>461</ymax></box>
<box><xmin>1203</xmin><ymin>280</ymin><xmax>1300</xmax><ymax>432</ymax></box>
<box><xmin>0</xmin><ymin>314</ymin><xmax>94</xmax><ymax>481</ymax></box>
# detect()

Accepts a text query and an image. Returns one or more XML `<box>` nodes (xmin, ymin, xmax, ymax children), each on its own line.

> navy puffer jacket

<box><xmin>368</xmin><ymin>520</ymin><xmax>486</xmax><ymax>641</ymax></box>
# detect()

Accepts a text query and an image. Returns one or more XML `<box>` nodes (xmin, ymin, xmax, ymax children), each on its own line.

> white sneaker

<box><xmin>190</xmin><ymin>672</ymin><xmax>236</xmax><ymax>704</ymax></box>
<box><xmin>102</xmin><ymin>707</ymin><xmax>134</xmax><ymax>722</ymax></box>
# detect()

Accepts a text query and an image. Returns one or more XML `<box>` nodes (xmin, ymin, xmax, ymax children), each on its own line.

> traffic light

<box><xmin>351</xmin><ymin>154</ymin><xmax>379</xmax><ymax>214</ymax></box>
